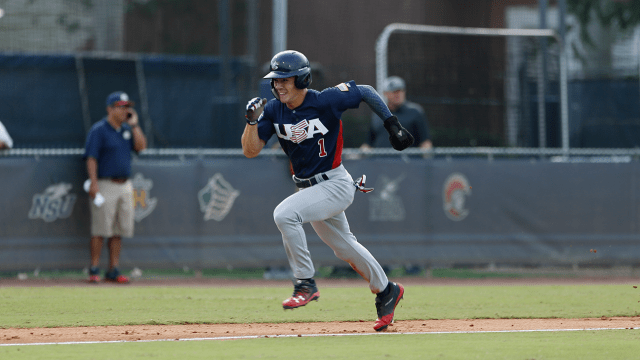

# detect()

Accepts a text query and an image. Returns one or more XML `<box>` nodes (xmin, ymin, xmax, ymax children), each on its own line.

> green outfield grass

<box><xmin>1</xmin><ymin>284</ymin><xmax>639</xmax><ymax>328</ymax></box>
<box><xmin>1</xmin><ymin>283</ymin><xmax>639</xmax><ymax>359</ymax></box>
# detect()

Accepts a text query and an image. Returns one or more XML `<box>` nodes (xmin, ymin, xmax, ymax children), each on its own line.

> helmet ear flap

<box><xmin>270</xmin><ymin>79</ymin><xmax>280</xmax><ymax>100</ymax></box>
<box><xmin>295</xmin><ymin>72</ymin><xmax>312</xmax><ymax>89</ymax></box>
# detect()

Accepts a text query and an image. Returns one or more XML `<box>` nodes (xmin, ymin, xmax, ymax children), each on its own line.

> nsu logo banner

<box><xmin>28</xmin><ymin>183</ymin><xmax>77</xmax><ymax>222</ymax></box>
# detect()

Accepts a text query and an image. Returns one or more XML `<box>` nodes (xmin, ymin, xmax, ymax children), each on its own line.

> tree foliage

<box><xmin>568</xmin><ymin>0</ymin><xmax>640</xmax><ymax>47</ymax></box>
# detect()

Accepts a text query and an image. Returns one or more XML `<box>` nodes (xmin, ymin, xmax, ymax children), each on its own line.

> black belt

<box><xmin>293</xmin><ymin>173</ymin><xmax>329</xmax><ymax>188</ymax></box>
<box><xmin>100</xmin><ymin>177</ymin><xmax>129</xmax><ymax>183</ymax></box>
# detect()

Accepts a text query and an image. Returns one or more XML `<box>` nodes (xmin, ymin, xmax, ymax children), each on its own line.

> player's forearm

<box><xmin>358</xmin><ymin>85</ymin><xmax>393</xmax><ymax>121</ymax></box>
<box><xmin>241</xmin><ymin>125</ymin><xmax>265</xmax><ymax>158</ymax></box>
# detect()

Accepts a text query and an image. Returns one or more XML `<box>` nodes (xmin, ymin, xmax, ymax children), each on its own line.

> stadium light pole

<box><xmin>538</xmin><ymin>0</ymin><xmax>548</xmax><ymax>149</ymax></box>
<box><xmin>272</xmin><ymin>0</ymin><xmax>287</xmax><ymax>54</ymax></box>
<box><xmin>558</xmin><ymin>0</ymin><xmax>570</xmax><ymax>154</ymax></box>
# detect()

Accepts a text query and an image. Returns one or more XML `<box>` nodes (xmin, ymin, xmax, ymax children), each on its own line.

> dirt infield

<box><xmin>2</xmin><ymin>276</ymin><xmax>639</xmax><ymax>344</ymax></box>
<box><xmin>2</xmin><ymin>318</ymin><xmax>640</xmax><ymax>344</ymax></box>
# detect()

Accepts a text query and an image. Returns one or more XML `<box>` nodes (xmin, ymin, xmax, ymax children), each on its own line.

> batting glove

<box><xmin>245</xmin><ymin>97</ymin><xmax>267</xmax><ymax>125</ymax></box>
<box><xmin>354</xmin><ymin>175</ymin><xmax>374</xmax><ymax>193</ymax></box>
<box><xmin>384</xmin><ymin>116</ymin><xmax>414</xmax><ymax>151</ymax></box>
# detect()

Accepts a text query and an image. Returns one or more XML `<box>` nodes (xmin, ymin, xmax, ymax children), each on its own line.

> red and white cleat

<box><xmin>283</xmin><ymin>279</ymin><xmax>320</xmax><ymax>309</ymax></box>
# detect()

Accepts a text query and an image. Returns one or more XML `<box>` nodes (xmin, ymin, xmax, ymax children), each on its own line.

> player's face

<box><xmin>273</xmin><ymin>77</ymin><xmax>304</xmax><ymax>107</ymax></box>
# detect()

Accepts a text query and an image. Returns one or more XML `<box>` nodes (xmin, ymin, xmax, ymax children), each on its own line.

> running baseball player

<box><xmin>242</xmin><ymin>50</ymin><xmax>413</xmax><ymax>331</ymax></box>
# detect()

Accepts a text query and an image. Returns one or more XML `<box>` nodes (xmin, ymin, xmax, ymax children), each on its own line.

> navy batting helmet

<box><xmin>264</xmin><ymin>50</ymin><xmax>312</xmax><ymax>91</ymax></box>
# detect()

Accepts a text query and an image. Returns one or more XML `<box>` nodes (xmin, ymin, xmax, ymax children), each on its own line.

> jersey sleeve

<box><xmin>83</xmin><ymin>126</ymin><xmax>102</xmax><ymax>160</ymax></box>
<box><xmin>256</xmin><ymin>100</ymin><xmax>276</xmax><ymax>143</ymax></box>
<box><xmin>320</xmin><ymin>80</ymin><xmax>362</xmax><ymax>119</ymax></box>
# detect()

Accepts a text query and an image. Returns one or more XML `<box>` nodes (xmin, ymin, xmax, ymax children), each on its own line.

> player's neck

<box><xmin>285</xmin><ymin>88</ymin><xmax>308</xmax><ymax>110</ymax></box>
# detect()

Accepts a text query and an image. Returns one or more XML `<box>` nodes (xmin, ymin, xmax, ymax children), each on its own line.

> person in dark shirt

<box><xmin>83</xmin><ymin>91</ymin><xmax>147</xmax><ymax>284</ymax></box>
<box><xmin>361</xmin><ymin>76</ymin><xmax>432</xmax><ymax>150</ymax></box>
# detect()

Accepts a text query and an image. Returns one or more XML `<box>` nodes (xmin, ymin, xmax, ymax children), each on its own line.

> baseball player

<box><xmin>242</xmin><ymin>50</ymin><xmax>414</xmax><ymax>331</ymax></box>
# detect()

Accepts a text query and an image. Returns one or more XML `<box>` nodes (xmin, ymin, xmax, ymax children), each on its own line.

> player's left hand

<box><xmin>384</xmin><ymin>116</ymin><xmax>414</xmax><ymax>151</ymax></box>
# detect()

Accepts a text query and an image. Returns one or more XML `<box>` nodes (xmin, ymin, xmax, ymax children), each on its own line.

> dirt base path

<box><xmin>1</xmin><ymin>276</ymin><xmax>639</xmax><ymax>344</ymax></box>
<box><xmin>2</xmin><ymin>317</ymin><xmax>639</xmax><ymax>344</ymax></box>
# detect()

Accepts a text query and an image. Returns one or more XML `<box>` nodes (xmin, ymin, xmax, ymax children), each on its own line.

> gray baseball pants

<box><xmin>273</xmin><ymin>164</ymin><xmax>388</xmax><ymax>293</ymax></box>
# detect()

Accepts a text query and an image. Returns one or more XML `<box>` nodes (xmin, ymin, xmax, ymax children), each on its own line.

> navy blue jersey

<box><xmin>83</xmin><ymin>118</ymin><xmax>135</xmax><ymax>178</ymax></box>
<box><xmin>257</xmin><ymin>80</ymin><xmax>362</xmax><ymax>178</ymax></box>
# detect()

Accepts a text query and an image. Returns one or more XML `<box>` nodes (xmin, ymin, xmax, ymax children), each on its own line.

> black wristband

<box><xmin>383</xmin><ymin>116</ymin><xmax>400</xmax><ymax>132</ymax></box>
<box><xmin>246</xmin><ymin>118</ymin><xmax>258</xmax><ymax>126</ymax></box>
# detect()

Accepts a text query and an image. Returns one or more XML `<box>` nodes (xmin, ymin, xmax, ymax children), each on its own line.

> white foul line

<box><xmin>0</xmin><ymin>327</ymin><xmax>637</xmax><ymax>347</ymax></box>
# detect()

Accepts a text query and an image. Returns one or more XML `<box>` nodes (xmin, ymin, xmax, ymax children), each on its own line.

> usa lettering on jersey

<box><xmin>274</xmin><ymin>118</ymin><xmax>329</xmax><ymax>144</ymax></box>
<box><xmin>290</xmin><ymin>120</ymin><xmax>308</xmax><ymax>143</ymax></box>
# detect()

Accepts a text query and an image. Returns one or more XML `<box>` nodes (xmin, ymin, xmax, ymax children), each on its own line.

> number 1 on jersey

<box><xmin>318</xmin><ymin>138</ymin><xmax>327</xmax><ymax>157</ymax></box>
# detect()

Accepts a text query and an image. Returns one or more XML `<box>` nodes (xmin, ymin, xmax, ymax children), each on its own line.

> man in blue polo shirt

<box><xmin>83</xmin><ymin>91</ymin><xmax>147</xmax><ymax>283</ymax></box>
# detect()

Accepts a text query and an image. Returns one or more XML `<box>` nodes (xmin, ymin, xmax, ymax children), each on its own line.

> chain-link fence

<box><xmin>0</xmin><ymin>0</ymin><xmax>639</xmax><ymax>151</ymax></box>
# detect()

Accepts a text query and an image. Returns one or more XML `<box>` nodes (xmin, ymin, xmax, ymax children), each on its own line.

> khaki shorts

<box><xmin>90</xmin><ymin>179</ymin><xmax>134</xmax><ymax>238</ymax></box>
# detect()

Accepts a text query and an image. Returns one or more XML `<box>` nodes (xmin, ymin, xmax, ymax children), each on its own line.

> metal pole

<box><xmin>74</xmin><ymin>54</ymin><xmax>92</xmax><ymax>134</ymax></box>
<box><xmin>558</xmin><ymin>0</ymin><xmax>569</xmax><ymax>153</ymax></box>
<box><xmin>219</xmin><ymin>0</ymin><xmax>231</xmax><ymax>94</ymax></box>
<box><xmin>272</xmin><ymin>0</ymin><xmax>287</xmax><ymax>54</ymax></box>
<box><xmin>559</xmin><ymin>39</ymin><xmax>569</xmax><ymax>154</ymax></box>
<box><xmin>537</xmin><ymin>0</ymin><xmax>548</xmax><ymax>149</ymax></box>
<box><xmin>375</xmin><ymin>24</ymin><xmax>395</xmax><ymax>94</ymax></box>
<box><xmin>135</xmin><ymin>56</ymin><xmax>153</xmax><ymax>148</ymax></box>
<box><xmin>247</xmin><ymin>0</ymin><xmax>259</xmax><ymax>96</ymax></box>
<box><xmin>376</xmin><ymin>23</ymin><xmax>556</xmax><ymax>96</ymax></box>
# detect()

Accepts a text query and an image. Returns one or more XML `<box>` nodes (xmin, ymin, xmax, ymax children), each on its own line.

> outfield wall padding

<box><xmin>1</xmin><ymin>155</ymin><xmax>638</xmax><ymax>271</ymax></box>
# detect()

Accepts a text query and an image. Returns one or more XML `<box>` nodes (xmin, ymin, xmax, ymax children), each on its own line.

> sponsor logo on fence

<box><xmin>132</xmin><ymin>173</ymin><xmax>157</xmax><ymax>222</ymax></box>
<box><xmin>198</xmin><ymin>173</ymin><xmax>240</xmax><ymax>221</ymax></box>
<box><xmin>443</xmin><ymin>173</ymin><xmax>471</xmax><ymax>221</ymax></box>
<box><xmin>369</xmin><ymin>174</ymin><xmax>406</xmax><ymax>222</ymax></box>
<box><xmin>28</xmin><ymin>183</ymin><xmax>77</xmax><ymax>222</ymax></box>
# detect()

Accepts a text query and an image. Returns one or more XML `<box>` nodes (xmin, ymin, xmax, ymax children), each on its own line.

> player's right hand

<box><xmin>245</xmin><ymin>97</ymin><xmax>267</xmax><ymax>125</ymax></box>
